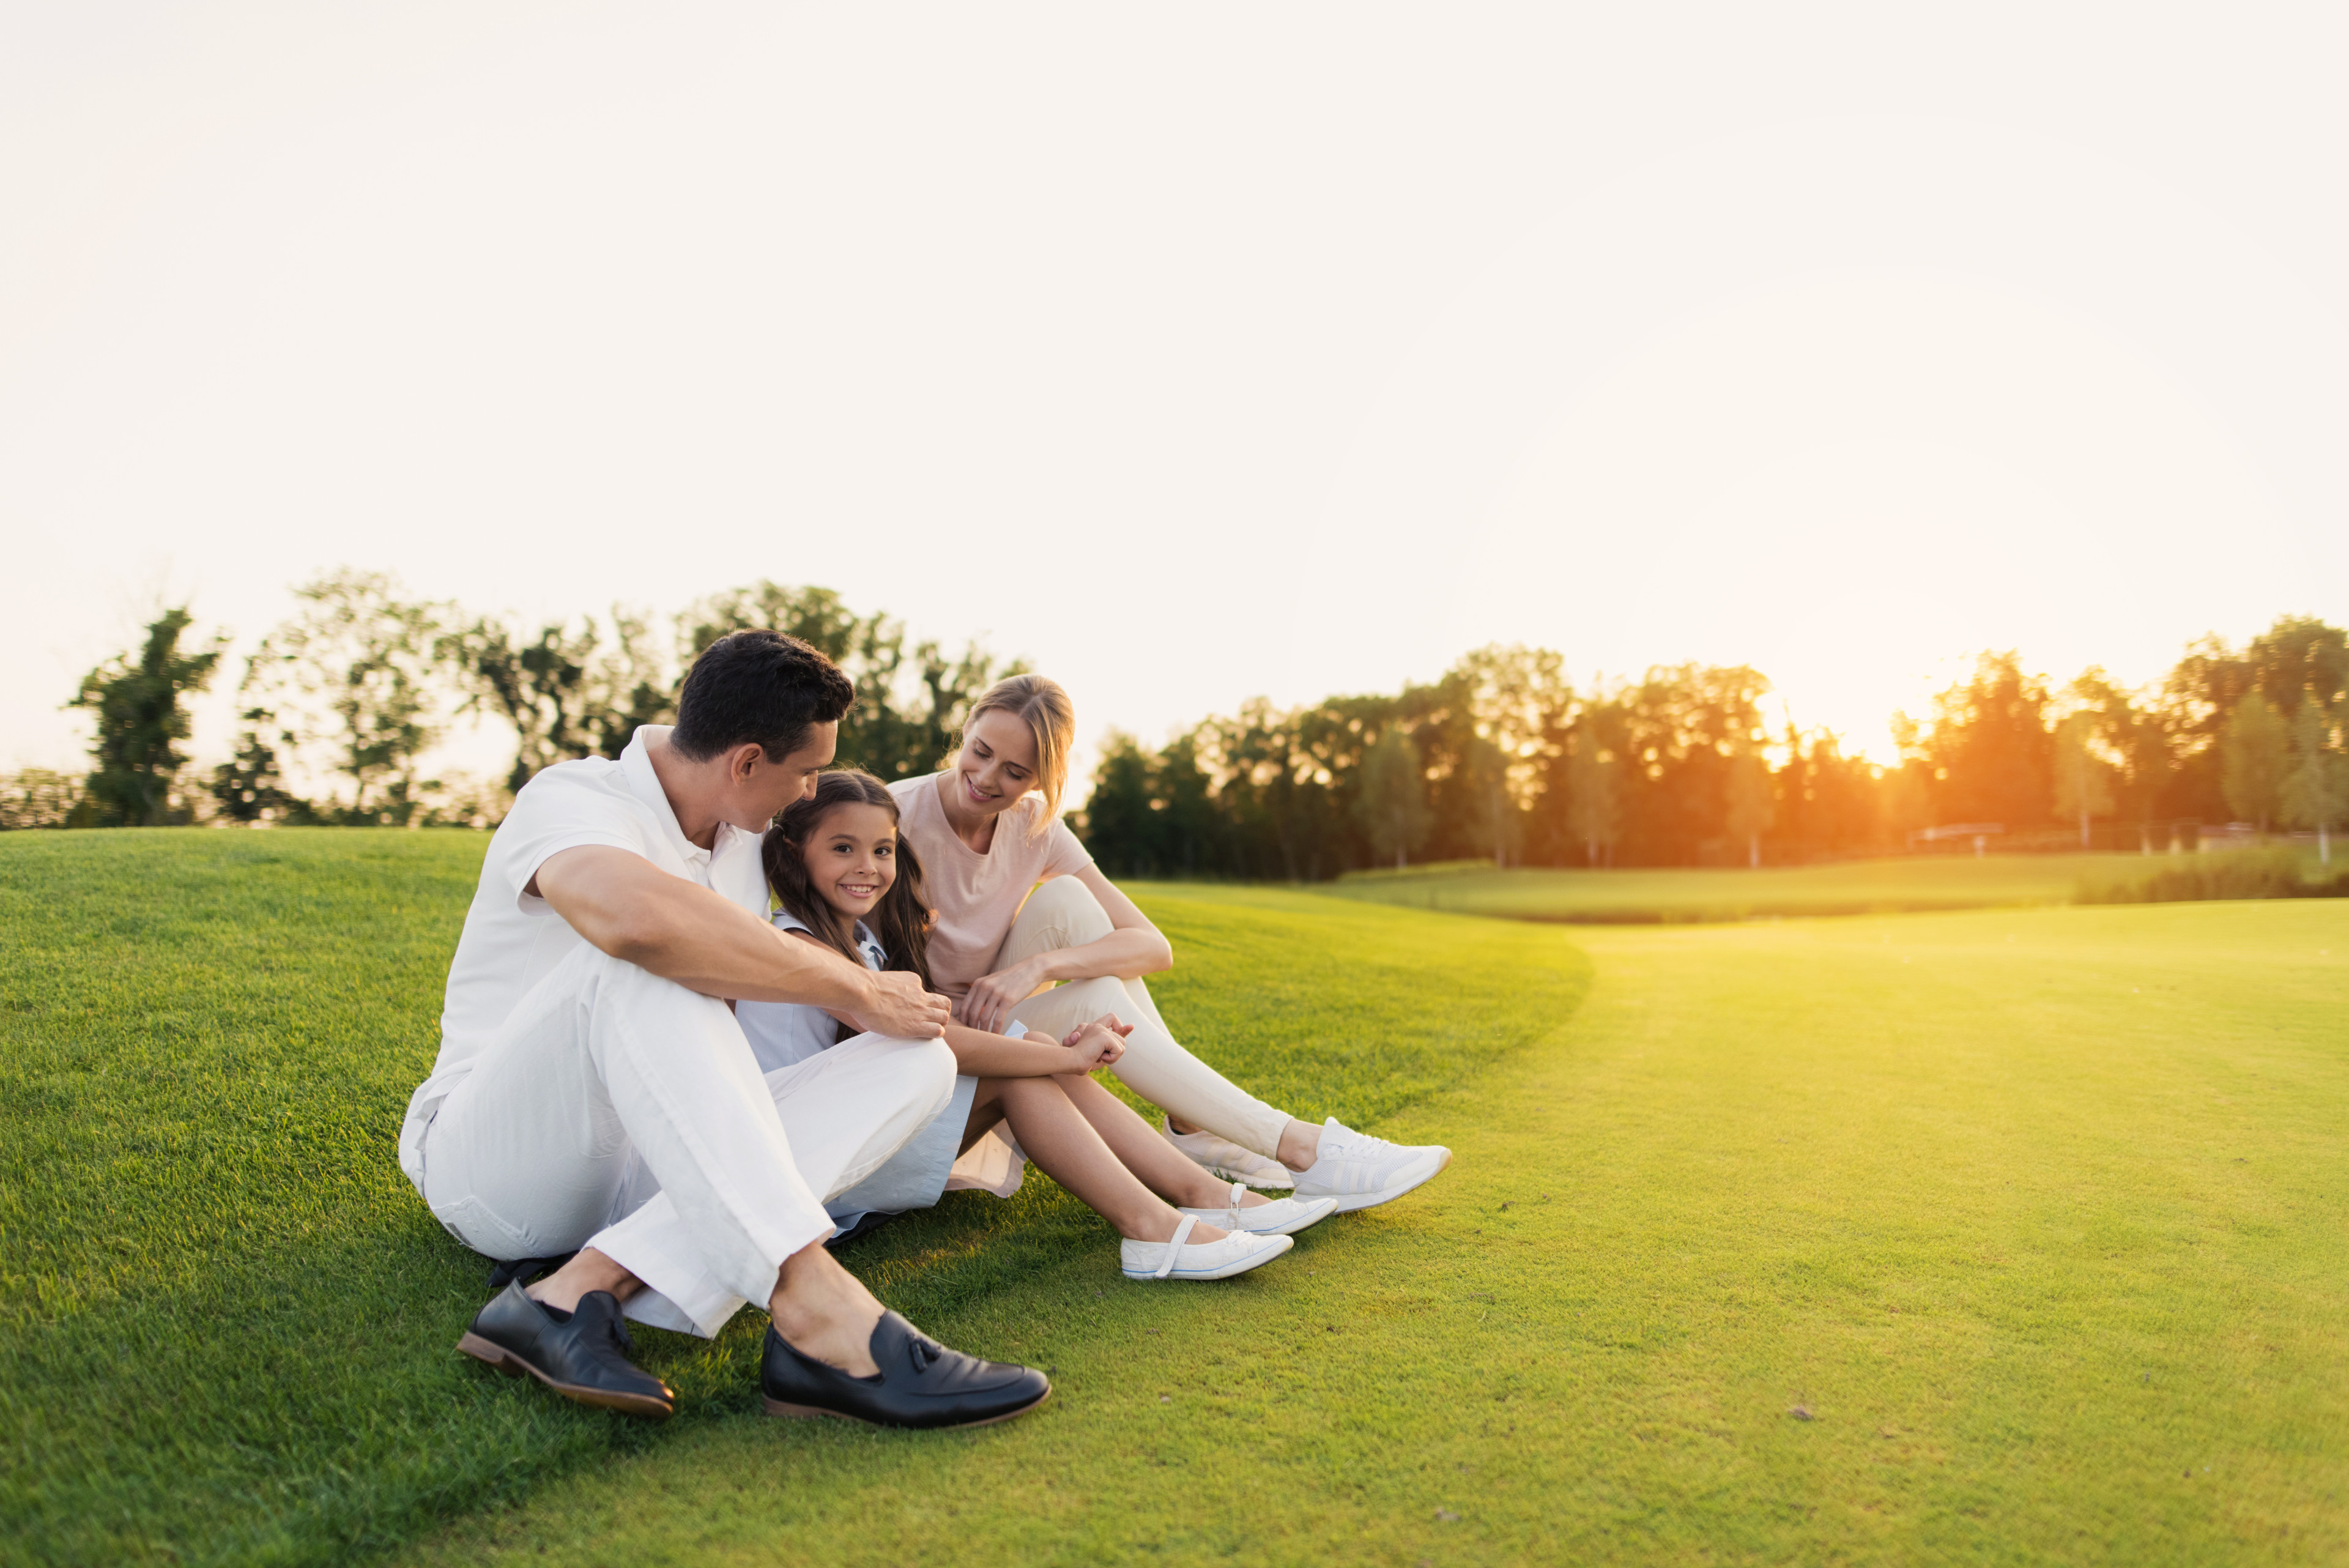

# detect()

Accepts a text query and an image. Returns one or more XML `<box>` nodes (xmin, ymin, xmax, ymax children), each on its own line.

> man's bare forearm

<box><xmin>534</xmin><ymin>845</ymin><xmax>872</xmax><ymax>1009</ymax></box>
<box><xmin>633</xmin><ymin>880</ymin><xmax>873</xmax><ymax>1007</ymax></box>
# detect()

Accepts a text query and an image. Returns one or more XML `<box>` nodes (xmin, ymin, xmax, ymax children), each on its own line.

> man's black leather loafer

<box><xmin>761</xmin><ymin>1310</ymin><xmax>1049</xmax><ymax>1430</ymax></box>
<box><xmin>458</xmin><ymin>1284</ymin><xmax>675</xmax><ymax>1420</ymax></box>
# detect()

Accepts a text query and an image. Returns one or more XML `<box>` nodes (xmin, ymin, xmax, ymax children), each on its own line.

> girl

<box><xmin>887</xmin><ymin>675</ymin><xmax>1453</xmax><ymax>1213</ymax></box>
<box><xmin>737</xmin><ymin>770</ymin><xmax>1335</xmax><ymax>1282</ymax></box>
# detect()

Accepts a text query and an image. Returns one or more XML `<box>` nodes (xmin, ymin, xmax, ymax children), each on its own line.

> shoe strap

<box><xmin>1225</xmin><ymin>1180</ymin><xmax>1246</xmax><ymax>1229</ymax></box>
<box><xmin>1154</xmin><ymin>1214</ymin><xmax>1199</xmax><ymax>1278</ymax></box>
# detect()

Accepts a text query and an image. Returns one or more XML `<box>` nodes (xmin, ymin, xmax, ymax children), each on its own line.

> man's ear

<box><xmin>729</xmin><ymin>741</ymin><xmax>769</xmax><ymax>782</ymax></box>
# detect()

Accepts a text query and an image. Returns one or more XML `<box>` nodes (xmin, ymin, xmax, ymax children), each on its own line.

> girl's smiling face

<box><xmin>798</xmin><ymin>801</ymin><xmax>900</xmax><ymax>929</ymax></box>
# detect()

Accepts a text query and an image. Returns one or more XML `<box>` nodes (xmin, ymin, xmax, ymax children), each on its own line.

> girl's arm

<box><xmin>956</xmin><ymin>865</ymin><xmax>1171</xmax><ymax>1031</ymax></box>
<box><xmin>946</xmin><ymin>1015</ymin><xmax>1129</xmax><ymax>1078</ymax></box>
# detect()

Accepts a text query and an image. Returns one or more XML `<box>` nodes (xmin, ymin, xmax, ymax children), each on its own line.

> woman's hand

<box><xmin>956</xmin><ymin>954</ymin><xmax>1053</xmax><ymax>1033</ymax></box>
<box><xmin>1059</xmin><ymin>1013</ymin><xmax>1131</xmax><ymax>1073</ymax></box>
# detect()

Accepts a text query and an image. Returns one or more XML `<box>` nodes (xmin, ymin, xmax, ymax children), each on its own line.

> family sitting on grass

<box><xmin>398</xmin><ymin>633</ymin><xmax>1450</xmax><ymax>1429</ymax></box>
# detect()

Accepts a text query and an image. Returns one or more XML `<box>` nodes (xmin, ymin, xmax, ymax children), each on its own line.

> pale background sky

<box><xmin>6</xmin><ymin>3</ymin><xmax>2343</xmax><ymax>790</ymax></box>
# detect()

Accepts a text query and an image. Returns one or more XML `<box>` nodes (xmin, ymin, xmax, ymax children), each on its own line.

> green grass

<box><xmin>6</xmin><ymin>833</ymin><xmax>2348</xmax><ymax>1564</ymax></box>
<box><xmin>1329</xmin><ymin>853</ymin><xmax>2139</xmax><ymax>923</ymax></box>
<box><xmin>0</xmin><ymin>832</ymin><xmax>1584</xmax><ymax>1567</ymax></box>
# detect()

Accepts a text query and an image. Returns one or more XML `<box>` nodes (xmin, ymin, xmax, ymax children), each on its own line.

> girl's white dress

<box><xmin>736</xmin><ymin>907</ymin><xmax>1025</xmax><ymax>1237</ymax></box>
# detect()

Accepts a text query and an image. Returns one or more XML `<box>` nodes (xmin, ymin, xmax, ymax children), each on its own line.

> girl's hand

<box><xmin>1061</xmin><ymin>1014</ymin><xmax>1130</xmax><ymax>1072</ymax></box>
<box><xmin>956</xmin><ymin>956</ymin><xmax>1050</xmax><ymax>1033</ymax></box>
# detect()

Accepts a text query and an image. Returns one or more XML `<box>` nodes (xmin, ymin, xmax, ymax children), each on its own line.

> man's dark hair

<box><xmin>671</xmin><ymin>630</ymin><xmax>855</xmax><ymax>762</ymax></box>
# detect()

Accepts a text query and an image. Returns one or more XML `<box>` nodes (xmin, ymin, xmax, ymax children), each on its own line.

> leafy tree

<box><xmin>1077</xmin><ymin>731</ymin><xmax>1159</xmax><ymax>877</ymax></box>
<box><xmin>1448</xmin><ymin>645</ymin><xmax>1566</xmax><ymax>868</ymax></box>
<box><xmin>459</xmin><ymin>619</ymin><xmax>599</xmax><ymax>792</ymax></box>
<box><xmin>1356</xmin><ymin>727</ymin><xmax>1430</xmax><ymax>870</ymax></box>
<box><xmin>244</xmin><ymin>570</ymin><xmax>458</xmax><ymax>825</ymax></box>
<box><xmin>2281</xmin><ymin>701</ymin><xmax>2348</xmax><ymax>866</ymax></box>
<box><xmin>0</xmin><ymin>770</ymin><xmax>92</xmax><ymax>830</ymax></box>
<box><xmin>1208</xmin><ymin>697</ymin><xmax>1330</xmax><ymax>880</ymax></box>
<box><xmin>2067</xmin><ymin>670</ymin><xmax>2175</xmax><ymax>854</ymax></box>
<box><xmin>680</xmin><ymin>582</ymin><xmax>1016</xmax><ymax>781</ymax></box>
<box><xmin>207</xmin><ymin>707</ymin><xmax>311</xmax><ymax>824</ymax></box>
<box><xmin>2219</xmin><ymin>694</ymin><xmax>2289</xmax><ymax>834</ymax></box>
<box><xmin>1773</xmin><ymin>726</ymin><xmax>1885</xmax><ymax>861</ymax></box>
<box><xmin>67</xmin><ymin>608</ymin><xmax>226</xmax><ymax>827</ymax></box>
<box><xmin>454</xmin><ymin>611</ymin><xmax>676</xmax><ymax>790</ymax></box>
<box><xmin>1151</xmin><ymin>732</ymin><xmax>1225</xmax><ymax>876</ymax></box>
<box><xmin>1600</xmin><ymin>663</ymin><xmax>1770</xmax><ymax>864</ymax></box>
<box><xmin>1461</xmin><ymin>737</ymin><xmax>1523</xmax><ymax>868</ymax></box>
<box><xmin>2162</xmin><ymin>616</ymin><xmax>2348</xmax><ymax>822</ymax></box>
<box><xmin>584</xmin><ymin>611</ymin><xmax>677</xmax><ymax>759</ymax></box>
<box><xmin>1723</xmin><ymin>734</ymin><xmax>1774</xmax><ymax>868</ymax></box>
<box><xmin>2050</xmin><ymin>710</ymin><xmax>2115</xmax><ymax>849</ymax></box>
<box><xmin>1899</xmin><ymin>652</ymin><xmax>2052</xmax><ymax>829</ymax></box>
<box><xmin>2247</xmin><ymin>616</ymin><xmax>2349</xmax><ymax>715</ymax></box>
<box><xmin>1564</xmin><ymin>715</ymin><xmax>1621</xmax><ymax>867</ymax></box>
<box><xmin>1074</xmin><ymin>729</ymin><xmax>1231</xmax><ymax>879</ymax></box>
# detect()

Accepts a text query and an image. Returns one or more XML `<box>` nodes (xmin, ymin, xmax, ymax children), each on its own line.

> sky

<box><xmin>6</xmin><ymin>3</ymin><xmax>2345</xmax><ymax>792</ymax></box>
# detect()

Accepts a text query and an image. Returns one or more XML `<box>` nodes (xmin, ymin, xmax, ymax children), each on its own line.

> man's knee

<box><xmin>825</xmin><ymin>1033</ymin><xmax>957</xmax><ymax>1120</ymax></box>
<box><xmin>905</xmin><ymin>1035</ymin><xmax>957</xmax><ymax>1116</ymax></box>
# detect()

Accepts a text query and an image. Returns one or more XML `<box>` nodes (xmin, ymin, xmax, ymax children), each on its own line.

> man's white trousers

<box><xmin>416</xmin><ymin>942</ymin><xmax>954</xmax><ymax>1338</ymax></box>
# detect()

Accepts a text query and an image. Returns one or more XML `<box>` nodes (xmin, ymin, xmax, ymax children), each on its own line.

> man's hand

<box><xmin>848</xmin><ymin>970</ymin><xmax>952</xmax><ymax>1040</ymax></box>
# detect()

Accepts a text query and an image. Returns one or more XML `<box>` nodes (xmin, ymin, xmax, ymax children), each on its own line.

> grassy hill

<box><xmin>4</xmin><ymin>830</ymin><xmax>2346</xmax><ymax>1564</ymax></box>
<box><xmin>0</xmin><ymin>831</ymin><xmax>1587</xmax><ymax>1566</ymax></box>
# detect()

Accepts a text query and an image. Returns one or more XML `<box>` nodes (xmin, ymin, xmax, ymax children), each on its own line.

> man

<box><xmin>399</xmin><ymin>630</ymin><xmax>1048</xmax><ymax>1428</ymax></box>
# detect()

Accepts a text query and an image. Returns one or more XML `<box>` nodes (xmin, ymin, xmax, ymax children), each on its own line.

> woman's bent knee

<box><xmin>1008</xmin><ymin>974</ymin><xmax>1129</xmax><ymax>1037</ymax></box>
<box><xmin>1014</xmin><ymin>877</ymin><xmax>1113</xmax><ymax>944</ymax></box>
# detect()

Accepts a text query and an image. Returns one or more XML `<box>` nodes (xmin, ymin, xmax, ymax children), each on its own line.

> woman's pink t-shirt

<box><xmin>889</xmin><ymin>772</ymin><xmax>1095</xmax><ymax>995</ymax></box>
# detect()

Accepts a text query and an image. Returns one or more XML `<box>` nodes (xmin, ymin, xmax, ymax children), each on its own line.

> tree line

<box><xmin>1074</xmin><ymin>615</ymin><xmax>2349</xmax><ymax>879</ymax></box>
<box><xmin>2</xmin><ymin>571</ymin><xmax>1018</xmax><ymax>831</ymax></box>
<box><xmin>9</xmin><ymin>584</ymin><xmax>2343</xmax><ymax>877</ymax></box>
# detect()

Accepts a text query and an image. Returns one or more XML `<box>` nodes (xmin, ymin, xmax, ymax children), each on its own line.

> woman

<box><xmin>888</xmin><ymin>675</ymin><xmax>1451</xmax><ymax>1213</ymax></box>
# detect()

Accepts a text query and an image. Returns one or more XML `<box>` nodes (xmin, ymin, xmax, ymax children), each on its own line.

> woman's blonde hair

<box><xmin>962</xmin><ymin>674</ymin><xmax>1075</xmax><ymax>837</ymax></box>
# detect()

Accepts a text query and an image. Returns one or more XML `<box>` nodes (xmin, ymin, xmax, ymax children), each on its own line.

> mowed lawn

<box><xmin>2</xmin><ymin>834</ymin><xmax>2345</xmax><ymax>1565</ymax></box>
<box><xmin>1323</xmin><ymin>853</ymin><xmax>2124</xmax><ymax>923</ymax></box>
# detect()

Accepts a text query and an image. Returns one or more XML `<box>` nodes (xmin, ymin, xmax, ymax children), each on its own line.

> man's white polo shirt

<box><xmin>396</xmin><ymin>725</ymin><xmax>770</xmax><ymax>1195</ymax></box>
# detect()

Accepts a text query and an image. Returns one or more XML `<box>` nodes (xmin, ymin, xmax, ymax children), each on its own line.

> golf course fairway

<box><xmin>2</xmin><ymin>831</ymin><xmax>2343</xmax><ymax>1564</ymax></box>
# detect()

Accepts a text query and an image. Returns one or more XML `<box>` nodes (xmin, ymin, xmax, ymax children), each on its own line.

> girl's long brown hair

<box><xmin>763</xmin><ymin>770</ymin><xmax>935</xmax><ymax>988</ymax></box>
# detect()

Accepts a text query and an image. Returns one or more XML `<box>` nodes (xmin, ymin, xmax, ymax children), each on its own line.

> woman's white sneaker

<box><xmin>1288</xmin><ymin>1118</ymin><xmax>1452</xmax><ymax>1213</ymax></box>
<box><xmin>1159</xmin><ymin>1120</ymin><xmax>1294</xmax><ymax>1189</ymax></box>
<box><xmin>1119</xmin><ymin>1216</ymin><xmax>1294</xmax><ymax>1280</ymax></box>
<box><xmin>1178</xmin><ymin>1180</ymin><xmax>1339</xmax><ymax>1237</ymax></box>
